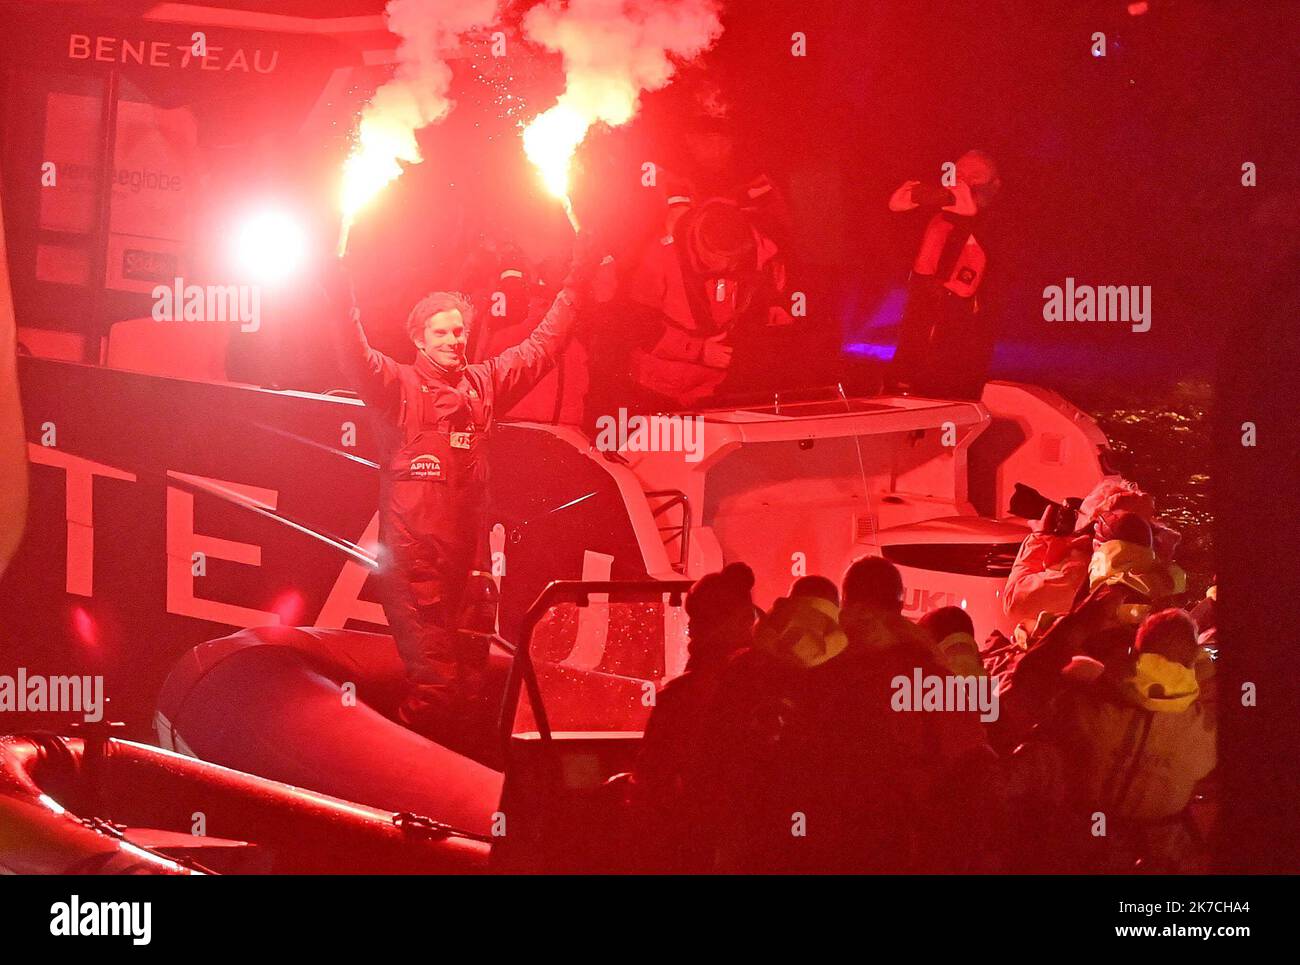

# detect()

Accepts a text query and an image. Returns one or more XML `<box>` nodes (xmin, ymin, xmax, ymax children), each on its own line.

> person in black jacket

<box><xmin>887</xmin><ymin>149</ymin><xmax>1002</xmax><ymax>399</ymax></box>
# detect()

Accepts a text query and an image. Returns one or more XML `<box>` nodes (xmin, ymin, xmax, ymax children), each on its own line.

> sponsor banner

<box><xmin>39</xmin><ymin>92</ymin><xmax>199</xmax><ymax>291</ymax></box>
<box><xmin>1</xmin><ymin>7</ymin><xmax>358</xmax><ymax>86</ymax></box>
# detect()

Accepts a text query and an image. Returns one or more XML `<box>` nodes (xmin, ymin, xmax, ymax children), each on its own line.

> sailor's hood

<box><xmin>936</xmin><ymin>631</ymin><xmax>986</xmax><ymax>678</ymax></box>
<box><xmin>1117</xmin><ymin>652</ymin><xmax>1201</xmax><ymax>713</ymax></box>
<box><xmin>754</xmin><ymin>596</ymin><xmax>848</xmax><ymax>669</ymax></box>
<box><xmin>1088</xmin><ymin>539</ymin><xmax>1187</xmax><ymax>599</ymax></box>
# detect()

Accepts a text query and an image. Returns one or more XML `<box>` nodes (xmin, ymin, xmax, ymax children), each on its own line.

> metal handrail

<box><xmin>645</xmin><ymin>490</ymin><xmax>692</xmax><ymax>572</ymax></box>
<box><xmin>496</xmin><ymin>580</ymin><xmax>694</xmax><ymax>753</ymax></box>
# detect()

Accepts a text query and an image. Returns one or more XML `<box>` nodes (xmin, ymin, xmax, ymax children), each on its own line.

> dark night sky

<box><xmin>350</xmin><ymin>0</ymin><xmax>1300</xmax><ymax>386</ymax></box>
<box><xmin>4</xmin><ymin>1</ymin><xmax>1297</xmax><ymax>387</ymax></box>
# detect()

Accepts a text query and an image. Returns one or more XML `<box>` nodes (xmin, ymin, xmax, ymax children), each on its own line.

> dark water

<box><xmin>1065</xmin><ymin>378</ymin><xmax>1214</xmax><ymax>600</ymax></box>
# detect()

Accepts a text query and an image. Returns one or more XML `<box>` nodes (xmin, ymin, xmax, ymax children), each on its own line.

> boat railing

<box><xmin>498</xmin><ymin>580</ymin><xmax>694</xmax><ymax>754</ymax></box>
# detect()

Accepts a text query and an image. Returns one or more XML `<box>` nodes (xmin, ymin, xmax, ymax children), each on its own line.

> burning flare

<box><xmin>522</xmin><ymin>102</ymin><xmax>588</xmax><ymax>202</ymax></box>
<box><xmin>340</xmin><ymin>130</ymin><xmax>408</xmax><ymax>231</ymax></box>
<box><xmin>338</xmin><ymin>115</ymin><xmax>417</xmax><ymax>255</ymax></box>
<box><xmin>521</xmin><ymin>103</ymin><xmax>589</xmax><ymax>230</ymax></box>
<box><xmin>519</xmin><ymin>0</ymin><xmax>724</xmax><ymax>231</ymax></box>
<box><xmin>337</xmin><ymin>0</ymin><xmax>500</xmax><ymax>256</ymax></box>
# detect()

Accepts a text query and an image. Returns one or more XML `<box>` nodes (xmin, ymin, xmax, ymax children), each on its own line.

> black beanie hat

<box><xmin>686</xmin><ymin>563</ymin><xmax>756</xmax><ymax>624</ymax></box>
<box><xmin>842</xmin><ymin>556</ymin><xmax>905</xmax><ymax>612</ymax></box>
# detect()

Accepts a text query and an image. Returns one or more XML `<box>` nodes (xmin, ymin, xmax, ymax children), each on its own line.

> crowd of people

<box><xmin>624</xmin><ymin>477</ymin><xmax>1217</xmax><ymax>874</ymax></box>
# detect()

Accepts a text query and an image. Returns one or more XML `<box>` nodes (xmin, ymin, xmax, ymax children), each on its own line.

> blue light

<box><xmin>844</xmin><ymin>342</ymin><xmax>896</xmax><ymax>362</ymax></box>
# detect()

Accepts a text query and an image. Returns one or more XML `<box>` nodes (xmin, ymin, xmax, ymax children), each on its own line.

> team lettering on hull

<box><xmin>26</xmin><ymin>443</ymin><xmax>383</xmax><ymax>632</ymax></box>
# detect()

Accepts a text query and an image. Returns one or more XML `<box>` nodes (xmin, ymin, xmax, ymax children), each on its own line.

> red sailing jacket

<box><xmin>337</xmin><ymin>290</ymin><xmax>581</xmax><ymax>570</ymax></box>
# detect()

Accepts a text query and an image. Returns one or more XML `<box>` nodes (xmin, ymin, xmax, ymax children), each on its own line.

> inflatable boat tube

<box><xmin>155</xmin><ymin>625</ymin><xmax>507</xmax><ymax>838</ymax></box>
<box><xmin>0</xmin><ymin>735</ymin><xmax>193</xmax><ymax>874</ymax></box>
<box><xmin>0</xmin><ymin>734</ymin><xmax>489</xmax><ymax>873</ymax></box>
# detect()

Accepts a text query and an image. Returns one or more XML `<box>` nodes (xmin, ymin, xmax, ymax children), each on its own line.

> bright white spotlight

<box><xmin>232</xmin><ymin>207</ymin><xmax>308</xmax><ymax>284</ymax></box>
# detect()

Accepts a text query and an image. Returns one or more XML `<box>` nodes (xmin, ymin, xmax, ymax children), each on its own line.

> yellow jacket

<box><xmin>936</xmin><ymin>631</ymin><xmax>986</xmax><ymax>678</ymax></box>
<box><xmin>1088</xmin><ymin>539</ymin><xmax>1187</xmax><ymax>600</ymax></box>
<box><xmin>1052</xmin><ymin>653</ymin><xmax>1215</xmax><ymax>822</ymax></box>
<box><xmin>754</xmin><ymin>596</ymin><xmax>849</xmax><ymax>669</ymax></box>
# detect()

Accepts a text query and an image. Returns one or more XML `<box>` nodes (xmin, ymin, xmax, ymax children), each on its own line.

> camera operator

<box><xmin>994</xmin><ymin>504</ymin><xmax>1190</xmax><ymax>751</ymax></box>
<box><xmin>886</xmin><ymin>150</ymin><xmax>1001</xmax><ymax>399</ymax></box>
<box><xmin>1002</xmin><ymin>477</ymin><xmax>1179</xmax><ymax>640</ymax></box>
<box><xmin>1002</xmin><ymin>498</ymin><xmax>1094</xmax><ymax>642</ymax></box>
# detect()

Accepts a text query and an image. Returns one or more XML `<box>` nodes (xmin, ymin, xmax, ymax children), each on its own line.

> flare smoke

<box><xmin>521</xmin><ymin>0</ymin><xmax>725</xmax><ymax>200</ymax></box>
<box><xmin>340</xmin><ymin>0</ymin><xmax>500</xmax><ymax>245</ymax></box>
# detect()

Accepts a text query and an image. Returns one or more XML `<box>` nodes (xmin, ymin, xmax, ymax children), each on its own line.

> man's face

<box><xmin>417</xmin><ymin>308</ymin><xmax>467</xmax><ymax>368</ymax></box>
<box><xmin>956</xmin><ymin>151</ymin><xmax>1001</xmax><ymax>206</ymax></box>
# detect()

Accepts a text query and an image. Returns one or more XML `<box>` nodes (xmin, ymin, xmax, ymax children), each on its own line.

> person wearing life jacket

<box><xmin>631</xmin><ymin>563</ymin><xmax>756</xmax><ymax>871</ymax></box>
<box><xmin>323</xmin><ymin>236</ymin><xmax>604</xmax><ymax>750</ymax></box>
<box><xmin>807</xmin><ymin>557</ymin><xmax>991</xmax><ymax>872</ymax></box>
<box><xmin>1003</xmin><ymin>477</ymin><xmax>1165</xmax><ymax>639</ymax></box>
<box><xmin>656</xmin><ymin>91</ymin><xmax>795</xmax><ymax>255</ymax></box>
<box><xmin>618</xmin><ymin>196</ymin><xmax>788</xmax><ymax>410</ymax></box>
<box><xmin>837</xmin><ymin>555</ymin><xmax>937</xmax><ymax>659</ymax></box>
<box><xmin>915</xmin><ymin>602</ymin><xmax>1012</xmax><ymax>869</ymax></box>
<box><xmin>918</xmin><ymin>605</ymin><xmax>986</xmax><ymax>678</ymax></box>
<box><xmin>697</xmin><ymin>572</ymin><xmax>863</xmax><ymax>871</ymax></box>
<box><xmin>751</xmin><ymin>575</ymin><xmax>849</xmax><ymax>672</ymax></box>
<box><xmin>1083</xmin><ymin>508</ymin><xmax>1187</xmax><ymax>617</ymax></box>
<box><xmin>998</xmin><ymin>484</ymin><xmax>1180</xmax><ymax>691</ymax></box>
<box><xmin>994</xmin><ymin>509</ymin><xmax>1188</xmax><ymax>752</ymax></box>
<box><xmin>1002</xmin><ymin>504</ymin><xmax>1094</xmax><ymax>642</ymax></box>
<box><xmin>728</xmin><ymin>574</ymin><xmax>846</xmax><ymax>703</ymax></box>
<box><xmin>1008</xmin><ymin>609</ymin><xmax>1216</xmax><ymax>872</ymax></box>
<box><xmin>886</xmin><ymin>149</ymin><xmax>1001</xmax><ymax>399</ymax></box>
